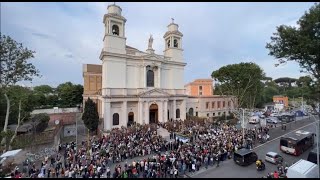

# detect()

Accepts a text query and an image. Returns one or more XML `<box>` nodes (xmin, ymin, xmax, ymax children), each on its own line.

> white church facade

<box><xmin>100</xmin><ymin>4</ymin><xmax>187</xmax><ymax>130</ymax></box>
<box><xmin>83</xmin><ymin>4</ymin><xmax>236</xmax><ymax>131</ymax></box>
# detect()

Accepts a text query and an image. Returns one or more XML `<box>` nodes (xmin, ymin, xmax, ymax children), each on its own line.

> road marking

<box><xmin>253</xmin><ymin>121</ymin><xmax>316</xmax><ymax>149</ymax></box>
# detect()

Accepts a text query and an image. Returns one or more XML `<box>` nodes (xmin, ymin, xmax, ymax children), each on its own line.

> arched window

<box><xmin>188</xmin><ymin>108</ymin><xmax>194</xmax><ymax>116</ymax></box>
<box><xmin>176</xmin><ymin>109</ymin><xmax>180</xmax><ymax>119</ymax></box>
<box><xmin>167</xmin><ymin>40</ymin><xmax>170</xmax><ymax>48</ymax></box>
<box><xmin>174</xmin><ymin>39</ymin><xmax>178</xmax><ymax>48</ymax></box>
<box><xmin>146</xmin><ymin>70</ymin><xmax>154</xmax><ymax>87</ymax></box>
<box><xmin>113</xmin><ymin>113</ymin><xmax>119</xmax><ymax>125</ymax></box>
<box><xmin>112</xmin><ymin>25</ymin><xmax>119</xmax><ymax>36</ymax></box>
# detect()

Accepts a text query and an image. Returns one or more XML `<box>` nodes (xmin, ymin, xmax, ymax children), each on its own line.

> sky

<box><xmin>1</xmin><ymin>2</ymin><xmax>315</xmax><ymax>87</ymax></box>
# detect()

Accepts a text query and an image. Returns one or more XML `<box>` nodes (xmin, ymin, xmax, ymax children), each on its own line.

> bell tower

<box><xmin>163</xmin><ymin>18</ymin><xmax>184</xmax><ymax>62</ymax></box>
<box><xmin>102</xmin><ymin>3</ymin><xmax>127</xmax><ymax>54</ymax></box>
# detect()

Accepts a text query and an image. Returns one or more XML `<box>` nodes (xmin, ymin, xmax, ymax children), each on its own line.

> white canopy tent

<box><xmin>0</xmin><ymin>149</ymin><xmax>22</xmax><ymax>158</ymax></box>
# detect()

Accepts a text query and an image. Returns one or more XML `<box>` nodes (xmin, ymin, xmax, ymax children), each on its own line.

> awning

<box><xmin>0</xmin><ymin>149</ymin><xmax>22</xmax><ymax>158</ymax></box>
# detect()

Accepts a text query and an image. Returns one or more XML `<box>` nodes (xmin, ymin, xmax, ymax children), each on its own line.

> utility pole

<box><xmin>75</xmin><ymin>113</ymin><xmax>78</xmax><ymax>152</ymax></box>
<box><xmin>242</xmin><ymin>108</ymin><xmax>245</xmax><ymax>147</ymax></box>
<box><xmin>317</xmin><ymin>120</ymin><xmax>319</xmax><ymax>178</ymax></box>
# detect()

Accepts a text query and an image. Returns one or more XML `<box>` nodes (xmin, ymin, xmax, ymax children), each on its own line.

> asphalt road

<box><xmin>192</xmin><ymin>116</ymin><xmax>319</xmax><ymax>178</ymax></box>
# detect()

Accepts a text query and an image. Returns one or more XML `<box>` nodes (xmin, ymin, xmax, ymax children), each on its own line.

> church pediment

<box><xmin>142</xmin><ymin>54</ymin><xmax>164</xmax><ymax>61</ymax></box>
<box><xmin>139</xmin><ymin>88</ymin><xmax>171</xmax><ymax>98</ymax></box>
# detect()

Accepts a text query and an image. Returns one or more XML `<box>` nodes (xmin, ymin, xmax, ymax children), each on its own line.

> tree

<box><xmin>296</xmin><ymin>75</ymin><xmax>313</xmax><ymax>87</ymax></box>
<box><xmin>0</xmin><ymin>34</ymin><xmax>40</xmax><ymax>145</ymax></box>
<box><xmin>33</xmin><ymin>85</ymin><xmax>53</xmax><ymax>95</ymax></box>
<box><xmin>0</xmin><ymin>86</ymin><xmax>35</xmax><ymax>128</ymax></box>
<box><xmin>266</xmin><ymin>3</ymin><xmax>320</xmax><ymax>110</ymax></box>
<box><xmin>274</xmin><ymin>77</ymin><xmax>297</xmax><ymax>87</ymax></box>
<box><xmin>82</xmin><ymin>98</ymin><xmax>99</xmax><ymax>133</ymax></box>
<box><xmin>211</xmin><ymin>62</ymin><xmax>265</xmax><ymax>109</ymax></box>
<box><xmin>31</xmin><ymin>113</ymin><xmax>50</xmax><ymax>133</ymax></box>
<box><xmin>56</xmin><ymin>82</ymin><xmax>83</xmax><ymax>107</ymax></box>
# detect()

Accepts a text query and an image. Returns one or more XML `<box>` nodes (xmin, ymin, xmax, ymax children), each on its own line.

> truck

<box><xmin>286</xmin><ymin>159</ymin><xmax>319</xmax><ymax>178</ymax></box>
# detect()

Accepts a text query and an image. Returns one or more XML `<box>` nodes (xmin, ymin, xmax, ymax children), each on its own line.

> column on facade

<box><xmin>173</xmin><ymin>99</ymin><xmax>176</xmax><ymax>121</ymax></box>
<box><xmin>181</xmin><ymin>99</ymin><xmax>186</xmax><ymax>121</ymax></box>
<box><xmin>161</xmin><ymin>100</ymin><xmax>168</xmax><ymax>122</ymax></box>
<box><xmin>138</xmin><ymin>101</ymin><xmax>143</xmax><ymax>125</ymax></box>
<box><xmin>143</xmin><ymin>66</ymin><xmax>146</xmax><ymax>88</ymax></box>
<box><xmin>104</xmin><ymin>101</ymin><xmax>111</xmax><ymax>131</ymax></box>
<box><xmin>122</xmin><ymin>101</ymin><xmax>127</xmax><ymax>127</ymax></box>
<box><xmin>159</xmin><ymin>100</ymin><xmax>163</xmax><ymax>123</ymax></box>
<box><xmin>158</xmin><ymin>67</ymin><xmax>161</xmax><ymax>88</ymax></box>
<box><xmin>144</xmin><ymin>101</ymin><xmax>149</xmax><ymax>125</ymax></box>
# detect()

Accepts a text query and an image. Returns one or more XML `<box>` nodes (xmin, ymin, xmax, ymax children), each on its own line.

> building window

<box><xmin>199</xmin><ymin>86</ymin><xmax>202</xmax><ymax>90</ymax></box>
<box><xmin>213</xmin><ymin>113</ymin><xmax>216</xmax><ymax>116</ymax></box>
<box><xmin>206</xmin><ymin>102</ymin><xmax>209</xmax><ymax>109</ymax></box>
<box><xmin>228</xmin><ymin>101</ymin><xmax>231</xmax><ymax>107</ymax></box>
<box><xmin>218</xmin><ymin>112</ymin><xmax>221</xmax><ymax>116</ymax></box>
<box><xmin>223</xmin><ymin>101</ymin><xmax>225</xmax><ymax>108</ymax></box>
<box><xmin>113</xmin><ymin>113</ymin><xmax>119</xmax><ymax>125</ymax></box>
<box><xmin>112</xmin><ymin>25</ymin><xmax>119</xmax><ymax>36</ymax></box>
<box><xmin>207</xmin><ymin>113</ymin><xmax>209</xmax><ymax>117</ymax></box>
<box><xmin>188</xmin><ymin>108</ymin><xmax>194</xmax><ymax>116</ymax></box>
<box><xmin>196</xmin><ymin>112</ymin><xmax>198</xmax><ymax>117</ymax></box>
<box><xmin>146</xmin><ymin>69</ymin><xmax>154</xmax><ymax>87</ymax></box>
<box><xmin>217</xmin><ymin>101</ymin><xmax>221</xmax><ymax>108</ymax></box>
<box><xmin>212</xmin><ymin>102</ymin><xmax>215</xmax><ymax>109</ymax></box>
<box><xmin>176</xmin><ymin>109</ymin><xmax>180</xmax><ymax>119</ymax></box>
<box><xmin>174</xmin><ymin>39</ymin><xmax>178</xmax><ymax>48</ymax></box>
<box><xmin>199</xmin><ymin>92</ymin><xmax>202</xmax><ymax>96</ymax></box>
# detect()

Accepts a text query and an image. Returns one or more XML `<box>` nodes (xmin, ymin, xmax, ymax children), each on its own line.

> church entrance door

<box><xmin>128</xmin><ymin>112</ymin><xmax>134</xmax><ymax>127</ymax></box>
<box><xmin>149</xmin><ymin>104</ymin><xmax>158</xmax><ymax>124</ymax></box>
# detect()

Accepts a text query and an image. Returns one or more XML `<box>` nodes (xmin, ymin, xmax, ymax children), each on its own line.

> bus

<box><xmin>280</xmin><ymin>130</ymin><xmax>315</xmax><ymax>156</ymax></box>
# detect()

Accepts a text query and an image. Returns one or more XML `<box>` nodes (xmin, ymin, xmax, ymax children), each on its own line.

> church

<box><xmin>83</xmin><ymin>4</ymin><xmax>236</xmax><ymax>131</ymax></box>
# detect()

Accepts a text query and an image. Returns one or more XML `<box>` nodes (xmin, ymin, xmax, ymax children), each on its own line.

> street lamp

<box><xmin>239</xmin><ymin>108</ymin><xmax>246</xmax><ymax>147</ymax></box>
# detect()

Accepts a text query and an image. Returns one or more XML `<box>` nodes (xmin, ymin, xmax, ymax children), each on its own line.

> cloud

<box><xmin>0</xmin><ymin>2</ymin><xmax>315</xmax><ymax>87</ymax></box>
<box><xmin>31</xmin><ymin>32</ymin><xmax>54</xmax><ymax>39</ymax></box>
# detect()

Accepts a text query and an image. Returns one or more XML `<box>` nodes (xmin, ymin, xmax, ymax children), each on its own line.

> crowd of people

<box><xmin>262</xmin><ymin>162</ymin><xmax>289</xmax><ymax>178</ymax></box>
<box><xmin>20</xmin><ymin>118</ymin><xmax>273</xmax><ymax>178</ymax></box>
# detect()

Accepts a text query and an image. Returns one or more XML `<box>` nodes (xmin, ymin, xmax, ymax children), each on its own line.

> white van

<box><xmin>249</xmin><ymin>116</ymin><xmax>260</xmax><ymax>124</ymax></box>
<box><xmin>286</xmin><ymin>159</ymin><xmax>319</xmax><ymax>178</ymax></box>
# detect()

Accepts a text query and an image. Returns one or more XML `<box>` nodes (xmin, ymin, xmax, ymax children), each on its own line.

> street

<box><xmin>192</xmin><ymin>116</ymin><xmax>318</xmax><ymax>178</ymax></box>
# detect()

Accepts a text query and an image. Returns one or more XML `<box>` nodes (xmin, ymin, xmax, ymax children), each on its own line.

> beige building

<box><xmin>83</xmin><ymin>64</ymin><xmax>103</xmax><ymax>117</ymax></box>
<box><xmin>185</xmin><ymin>79</ymin><xmax>214</xmax><ymax>96</ymax></box>
<box><xmin>185</xmin><ymin>79</ymin><xmax>236</xmax><ymax>118</ymax></box>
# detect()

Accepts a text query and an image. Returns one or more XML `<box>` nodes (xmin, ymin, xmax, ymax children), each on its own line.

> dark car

<box><xmin>279</xmin><ymin>115</ymin><xmax>294</xmax><ymax>123</ymax></box>
<box><xmin>307</xmin><ymin>147</ymin><xmax>318</xmax><ymax>164</ymax></box>
<box><xmin>233</xmin><ymin>148</ymin><xmax>258</xmax><ymax>166</ymax></box>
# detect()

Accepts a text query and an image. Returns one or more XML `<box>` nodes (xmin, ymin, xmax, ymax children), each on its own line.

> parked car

<box><xmin>266</xmin><ymin>117</ymin><xmax>279</xmax><ymax>124</ymax></box>
<box><xmin>249</xmin><ymin>116</ymin><xmax>260</xmax><ymax>124</ymax></box>
<box><xmin>234</xmin><ymin>148</ymin><xmax>258</xmax><ymax>166</ymax></box>
<box><xmin>265</xmin><ymin>152</ymin><xmax>283</xmax><ymax>164</ymax></box>
<box><xmin>279</xmin><ymin>115</ymin><xmax>295</xmax><ymax>123</ymax></box>
<box><xmin>270</xmin><ymin>113</ymin><xmax>280</xmax><ymax>117</ymax></box>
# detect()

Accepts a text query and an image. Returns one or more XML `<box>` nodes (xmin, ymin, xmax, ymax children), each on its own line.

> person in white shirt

<box><xmin>68</xmin><ymin>169</ymin><xmax>72</xmax><ymax>178</ymax></box>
